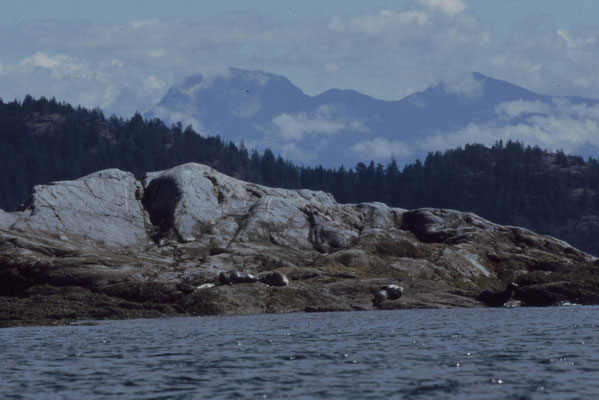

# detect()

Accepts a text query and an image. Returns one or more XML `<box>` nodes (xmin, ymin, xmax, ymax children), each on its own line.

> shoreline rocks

<box><xmin>1</xmin><ymin>162</ymin><xmax>598</xmax><ymax>327</ymax></box>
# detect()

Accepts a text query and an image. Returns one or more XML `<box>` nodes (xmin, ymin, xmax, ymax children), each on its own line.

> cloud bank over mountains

<box><xmin>424</xmin><ymin>98</ymin><xmax>599</xmax><ymax>155</ymax></box>
<box><xmin>1</xmin><ymin>0</ymin><xmax>599</xmax><ymax>118</ymax></box>
<box><xmin>2</xmin><ymin>1</ymin><xmax>599</xmax><ymax>166</ymax></box>
<box><xmin>146</xmin><ymin>68</ymin><xmax>599</xmax><ymax>167</ymax></box>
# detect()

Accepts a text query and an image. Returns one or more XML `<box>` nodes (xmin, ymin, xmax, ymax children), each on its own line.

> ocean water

<box><xmin>1</xmin><ymin>306</ymin><xmax>599</xmax><ymax>399</ymax></box>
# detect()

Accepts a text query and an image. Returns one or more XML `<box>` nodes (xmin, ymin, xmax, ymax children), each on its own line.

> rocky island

<box><xmin>1</xmin><ymin>163</ymin><xmax>598</xmax><ymax>327</ymax></box>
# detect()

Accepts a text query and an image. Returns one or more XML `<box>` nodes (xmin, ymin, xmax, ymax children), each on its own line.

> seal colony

<box><xmin>218</xmin><ymin>270</ymin><xmax>289</xmax><ymax>287</ymax></box>
<box><xmin>1</xmin><ymin>163</ymin><xmax>598</xmax><ymax>327</ymax></box>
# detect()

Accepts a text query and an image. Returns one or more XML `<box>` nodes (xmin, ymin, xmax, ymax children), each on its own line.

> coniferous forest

<box><xmin>1</xmin><ymin>96</ymin><xmax>598</xmax><ymax>255</ymax></box>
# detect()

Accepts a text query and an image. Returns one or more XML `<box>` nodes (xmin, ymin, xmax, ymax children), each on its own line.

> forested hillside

<box><xmin>1</xmin><ymin>96</ymin><xmax>598</xmax><ymax>255</ymax></box>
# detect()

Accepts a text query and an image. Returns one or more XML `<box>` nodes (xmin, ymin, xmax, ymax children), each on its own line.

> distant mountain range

<box><xmin>146</xmin><ymin>69</ymin><xmax>599</xmax><ymax>167</ymax></box>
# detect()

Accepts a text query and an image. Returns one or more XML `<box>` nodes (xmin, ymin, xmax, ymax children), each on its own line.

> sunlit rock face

<box><xmin>0</xmin><ymin>163</ymin><xmax>597</xmax><ymax>327</ymax></box>
<box><xmin>9</xmin><ymin>169</ymin><xmax>150</xmax><ymax>247</ymax></box>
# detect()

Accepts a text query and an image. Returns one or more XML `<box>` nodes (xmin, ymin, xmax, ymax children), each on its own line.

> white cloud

<box><xmin>108</xmin><ymin>59</ymin><xmax>124</xmax><ymax>67</ymax></box>
<box><xmin>246</xmin><ymin>104</ymin><xmax>374</xmax><ymax>164</ymax></box>
<box><xmin>279</xmin><ymin>142</ymin><xmax>316</xmax><ymax>163</ymax></box>
<box><xmin>244</xmin><ymin>70</ymin><xmax>271</xmax><ymax>86</ymax></box>
<box><xmin>419</xmin><ymin>0</ymin><xmax>465</xmax><ymax>16</ymax></box>
<box><xmin>27</xmin><ymin>52</ymin><xmax>61</xmax><ymax>68</ymax></box>
<box><xmin>149</xmin><ymin>106</ymin><xmax>207</xmax><ymax>134</ymax></box>
<box><xmin>350</xmin><ymin>120</ymin><xmax>370</xmax><ymax>132</ymax></box>
<box><xmin>552</xmin><ymin>98</ymin><xmax>599</xmax><ymax>120</ymax></box>
<box><xmin>495</xmin><ymin>99</ymin><xmax>552</xmax><ymax>119</ymax></box>
<box><xmin>144</xmin><ymin>75</ymin><xmax>165</xmax><ymax>92</ymax></box>
<box><xmin>424</xmin><ymin>117</ymin><xmax>599</xmax><ymax>153</ymax></box>
<box><xmin>443</xmin><ymin>72</ymin><xmax>483</xmax><ymax>98</ymax></box>
<box><xmin>231</xmin><ymin>97</ymin><xmax>262</xmax><ymax>119</ymax></box>
<box><xmin>350</xmin><ymin>138</ymin><xmax>411</xmax><ymax>161</ymax></box>
<box><xmin>556</xmin><ymin>29</ymin><xmax>578</xmax><ymax>49</ymax></box>
<box><xmin>0</xmin><ymin>49</ymin><xmax>173</xmax><ymax>116</ymax></box>
<box><xmin>329</xmin><ymin>9</ymin><xmax>429</xmax><ymax>35</ymax></box>
<box><xmin>272</xmin><ymin>106</ymin><xmax>348</xmax><ymax>142</ymax></box>
<box><xmin>556</xmin><ymin>29</ymin><xmax>597</xmax><ymax>49</ymax></box>
<box><xmin>180</xmin><ymin>68</ymin><xmax>234</xmax><ymax>95</ymax></box>
<box><xmin>421</xmin><ymin>98</ymin><xmax>599</xmax><ymax>154</ymax></box>
<box><xmin>485</xmin><ymin>20</ymin><xmax>599</xmax><ymax>98</ymax></box>
<box><xmin>20</xmin><ymin>52</ymin><xmax>90</xmax><ymax>78</ymax></box>
<box><xmin>273</xmin><ymin>105</ymin><xmax>369</xmax><ymax>141</ymax></box>
<box><xmin>489</xmin><ymin>56</ymin><xmax>544</xmax><ymax>87</ymax></box>
<box><xmin>177</xmin><ymin>67</ymin><xmax>273</xmax><ymax>97</ymax></box>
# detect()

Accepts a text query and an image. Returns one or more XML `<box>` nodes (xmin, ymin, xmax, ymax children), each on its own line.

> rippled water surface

<box><xmin>2</xmin><ymin>307</ymin><xmax>599</xmax><ymax>399</ymax></box>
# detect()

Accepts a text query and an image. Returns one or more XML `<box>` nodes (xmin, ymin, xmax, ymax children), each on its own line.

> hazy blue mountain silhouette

<box><xmin>147</xmin><ymin>69</ymin><xmax>599</xmax><ymax>167</ymax></box>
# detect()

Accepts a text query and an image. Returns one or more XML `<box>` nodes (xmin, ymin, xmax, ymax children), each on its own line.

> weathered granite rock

<box><xmin>9</xmin><ymin>169</ymin><xmax>151</xmax><ymax>247</ymax></box>
<box><xmin>0</xmin><ymin>209</ymin><xmax>16</xmax><ymax>231</ymax></box>
<box><xmin>1</xmin><ymin>162</ymin><xmax>598</xmax><ymax>327</ymax></box>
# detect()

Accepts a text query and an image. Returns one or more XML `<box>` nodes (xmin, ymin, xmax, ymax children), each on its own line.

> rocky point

<box><xmin>1</xmin><ymin>163</ymin><xmax>598</xmax><ymax>327</ymax></box>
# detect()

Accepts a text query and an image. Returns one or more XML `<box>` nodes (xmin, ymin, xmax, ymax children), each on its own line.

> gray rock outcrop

<box><xmin>8</xmin><ymin>169</ymin><xmax>150</xmax><ymax>247</ymax></box>
<box><xmin>0</xmin><ymin>209</ymin><xmax>16</xmax><ymax>230</ymax></box>
<box><xmin>1</xmin><ymin>162</ymin><xmax>597</xmax><ymax>327</ymax></box>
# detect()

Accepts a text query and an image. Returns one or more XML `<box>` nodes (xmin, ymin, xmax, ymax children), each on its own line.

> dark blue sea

<box><xmin>2</xmin><ymin>306</ymin><xmax>599</xmax><ymax>399</ymax></box>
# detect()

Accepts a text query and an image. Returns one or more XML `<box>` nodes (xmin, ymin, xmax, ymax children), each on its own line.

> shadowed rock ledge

<box><xmin>1</xmin><ymin>163</ymin><xmax>597</xmax><ymax>327</ymax></box>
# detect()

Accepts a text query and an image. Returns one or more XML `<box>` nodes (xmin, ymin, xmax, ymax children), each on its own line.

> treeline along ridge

<box><xmin>1</xmin><ymin>95</ymin><xmax>598</xmax><ymax>255</ymax></box>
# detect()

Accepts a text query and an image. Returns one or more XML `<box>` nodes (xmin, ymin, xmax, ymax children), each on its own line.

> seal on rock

<box><xmin>372</xmin><ymin>290</ymin><xmax>389</xmax><ymax>306</ymax></box>
<box><xmin>373</xmin><ymin>284</ymin><xmax>404</xmax><ymax>306</ymax></box>
<box><xmin>258</xmin><ymin>271</ymin><xmax>289</xmax><ymax>287</ymax></box>
<box><xmin>176</xmin><ymin>282</ymin><xmax>196</xmax><ymax>294</ymax></box>
<box><xmin>196</xmin><ymin>283</ymin><xmax>216</xmax><ymax>290</ymax></box>
<box><xmin>477</xmin><ymin>282</ymin><xmax>518</xmax><ymax>307</ymax></box>
<box><xmin>381</xmin><ymin>284</ymin><xmax>404</xmax><ymax>300</ymax></box>
<box><xmin>218</xmin><ymin>271</ymin><xmax>259</xmax><ymax>285</ymax></box>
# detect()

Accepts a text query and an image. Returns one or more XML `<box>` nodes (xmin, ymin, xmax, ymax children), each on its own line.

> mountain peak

<box><xmin>157</xmin><ymin>68</ymin><xmax>307</xmax><ymax>111</ymax></box>
<box><xmin>176</xmin><ymin>68</ymin><xmax>304</xmax><ymax>94</ymax></box>
<box><xmin>149</xmin><ymin>69</ymin><xmax>599</xmax><ymax>168</ymax></box>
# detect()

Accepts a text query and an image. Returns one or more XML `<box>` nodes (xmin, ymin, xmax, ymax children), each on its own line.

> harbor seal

<box><xmin>258</xmin><ymin>271</ymin><xmax>289</xmax><ymax>287</ymax></box>
<box><xmin>381</xmin><ymin>284</ymin><xmax>403</xmax><ymax>300</ymax></box>
<box><xmin>372</xmin><ymin>290</ymin><xmax>389</xmax><ymax>306</ymax></box>
<box><xmin>373</xmin><ymin>284</ymin><xmax>404</xmax><ymax>306</ymax></box>
<box><xmin>477</xmin><ymin>282</ymin><xmax>518</xmax><ymax>307</ymax></box>
<box><xmin>218</xmin><ymin>271</ymin><xmax>259</xmax><ymax>285</ymax></box>
<box><xmin>196</xmin><ymin>283</ymin><xmax>216</xmax><ymax>290</ymax></box>
<box><xmin>176</xmin><ymin>282</ymin><xmax>196</xmax><ymax>294</ymax></box>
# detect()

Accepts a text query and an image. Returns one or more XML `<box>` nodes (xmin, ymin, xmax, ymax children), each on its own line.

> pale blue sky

<box><xmin>0</xmin><ymin>0</ymin><xmax>599</xmax><ymax>26</ymax></box>
<box><xmin>3</xmin><ymin>1</ymin><xmax>598</xmax><ymax>30</ymax></box>
<box><xmin>1</xmin><ymin>1</ymin><xmax>422</xmax><ymax>24</ymax></box>
<box><xmin>1</xmin><ymin>0</ymin><xmax>599</xmax><ymax>114</ymax></box>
